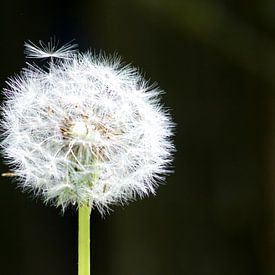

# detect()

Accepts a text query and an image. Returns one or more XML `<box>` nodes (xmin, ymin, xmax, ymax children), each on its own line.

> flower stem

<box><xmin>78</xmin><ymin>204</ymin><xmax>91</xmax><ymax>275</ymax></box>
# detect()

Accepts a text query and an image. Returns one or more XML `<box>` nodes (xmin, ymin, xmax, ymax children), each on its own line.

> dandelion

<box><xmin>1</xmin><ymin>41</ymin><xmax>175</xmax><ymax>275</ymax></box>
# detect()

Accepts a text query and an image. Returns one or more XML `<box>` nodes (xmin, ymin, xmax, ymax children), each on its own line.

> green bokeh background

<box><xmin>0</xmin><ymin>0</ymin><xmax>274</xmax><ymax>274</ymax></box>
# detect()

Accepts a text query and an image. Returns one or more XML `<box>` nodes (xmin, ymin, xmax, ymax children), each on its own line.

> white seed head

<box><xmin>1</xmin><ymin>41</ymin><xmax>175</xmax><ymax>214</ymax></box>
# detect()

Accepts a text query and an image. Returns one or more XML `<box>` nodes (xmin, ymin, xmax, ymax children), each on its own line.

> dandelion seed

<box><xmin>24</xmin><ymin>39</ymin><xmax>77</xmax><ymax>59</ymax></box>
<box><xmin>1</xmin><ymin>40</ymin><xmax>174</xmax><ymax>214</ymax></box>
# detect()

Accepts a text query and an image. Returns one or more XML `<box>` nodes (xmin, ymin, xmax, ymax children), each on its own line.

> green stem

<box><xmin>78</xmin><ymin>204</ymin><xmax>91</xmax><ymax>275</ymax></box>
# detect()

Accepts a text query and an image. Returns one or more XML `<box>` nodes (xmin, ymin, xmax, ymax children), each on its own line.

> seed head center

<box><xmin>71</xmin><ymin>121</ymin><xmax>88</xmax><ymax>138</ymax></box>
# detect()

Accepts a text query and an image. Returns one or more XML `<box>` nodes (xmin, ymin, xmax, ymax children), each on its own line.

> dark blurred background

<box><xmin>0</xmin><ymin>0</ymin><xmax>274</xmax><ymax>274</ymax></box>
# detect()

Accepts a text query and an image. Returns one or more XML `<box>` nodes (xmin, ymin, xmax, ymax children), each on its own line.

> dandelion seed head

<box><xmin>1</xmin><ymin>40</ymin><xmax>175</xmax><ymax>213</ymax></box>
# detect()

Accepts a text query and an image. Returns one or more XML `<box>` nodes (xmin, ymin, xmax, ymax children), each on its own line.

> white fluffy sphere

<box><xmin>1</xmin><ymin>41</ymin><xmax>174</xmax><ymax>213</ymax></box>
